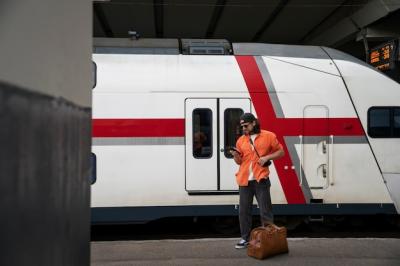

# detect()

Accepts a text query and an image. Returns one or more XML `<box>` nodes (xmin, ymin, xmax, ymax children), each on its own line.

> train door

<box><xmin>302</xmin><ymin>105</ymin><xmax>330</xmax><ymax>190</ymax></box>
<box><xmin>185</xmin><ymin>98</ymin><xmax>251</xmax><ymax>192</ymax></box>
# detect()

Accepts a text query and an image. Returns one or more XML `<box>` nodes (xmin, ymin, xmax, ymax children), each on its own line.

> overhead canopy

<box><xmin>94</xmin><ymin>0</ymin><xmax>400</xmax><ymax>49</ymax></box>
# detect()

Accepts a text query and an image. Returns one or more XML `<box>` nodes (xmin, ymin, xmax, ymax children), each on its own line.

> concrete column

<box><xmin>0</xmin><ymin>1</ymin><xmax>92</xmax><ymax>265</ymax></box>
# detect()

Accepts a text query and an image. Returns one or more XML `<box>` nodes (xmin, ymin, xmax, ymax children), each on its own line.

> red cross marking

<box><xmin>235</xmin><ymin>56</ymin><xmax>365</xmax><ymax>204</ymax></box>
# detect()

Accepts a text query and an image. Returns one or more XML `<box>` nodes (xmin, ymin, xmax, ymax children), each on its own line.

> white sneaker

<box><xmin>235</xmin><ymin>239</ymin><xmax>249</xmax><ymax>249</ymax></box>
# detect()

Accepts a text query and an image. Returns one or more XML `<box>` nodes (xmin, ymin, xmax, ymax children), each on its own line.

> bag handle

<box><xmin>262</xmin><ymin>220</ymin><xmax>280</xmax><ymax>228</ymax></box>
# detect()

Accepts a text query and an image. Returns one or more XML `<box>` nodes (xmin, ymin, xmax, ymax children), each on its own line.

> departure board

<box><xmin>369</xmin><ymin>40</ymin><xmax>398</xmax><ymax>71</ymax></box>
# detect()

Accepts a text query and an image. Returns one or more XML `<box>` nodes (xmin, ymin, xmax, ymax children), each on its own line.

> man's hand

<box><xmin>230</xmin><ymin>150</ymin><xmax>242</xmax><ymax>165</ymax></box>
<box><xmin>258</xmin><ymin>156</ymin><xmax>270</xmax><ymax>166</ymax></box>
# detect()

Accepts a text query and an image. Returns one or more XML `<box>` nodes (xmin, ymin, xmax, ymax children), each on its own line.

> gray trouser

<box><xmin>239</xmin><ymin>178</ymin><xmax>273</xmax><ymax>241</ymax></box>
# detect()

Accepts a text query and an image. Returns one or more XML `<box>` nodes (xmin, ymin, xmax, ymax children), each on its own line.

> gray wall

<box><xmin>0</xmin><ymin>1</ymin><xmax>92</xmax><ymax>265</ymax></box>
<box><xmin>0</xmin><ymin>0</ymin><xmax>92</xmax><ymax>107</ymax></box>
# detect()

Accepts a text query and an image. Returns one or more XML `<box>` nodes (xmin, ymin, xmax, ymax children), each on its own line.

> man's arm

<box><xmin>258</xmin><ymin>148</ymin><xmax>284</xmax><ymax>166</ymax></box>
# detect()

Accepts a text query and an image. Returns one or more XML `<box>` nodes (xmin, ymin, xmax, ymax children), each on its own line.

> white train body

<box><xmin>92</xmin><ymin>42</ymin><xmax>400</xmax><ymax>223</ymax></box>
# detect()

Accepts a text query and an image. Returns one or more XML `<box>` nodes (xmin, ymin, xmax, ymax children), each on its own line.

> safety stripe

<box><xmin>92</xmin><ymin>119</ymin><xmax>185</xmax><ymax>137</ymax></box>
<box><xmin>302</xmin><ymin>136</ymin><xmax>368</xmax><ymax>144</ymax></box>
<box><xmin>255</xmin><ymin>56</ymin><xmax>285</xmax><ymax>118</ymax></box>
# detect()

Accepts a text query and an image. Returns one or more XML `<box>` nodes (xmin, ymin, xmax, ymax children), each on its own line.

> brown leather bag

<box><xmin>247</xmin><ymin>224</ymin><xmax>289</xmax><ymax>259</ymax></box>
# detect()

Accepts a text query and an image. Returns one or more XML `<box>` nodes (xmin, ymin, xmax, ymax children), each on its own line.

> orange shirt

<box><xmin>235</xmin><ymin>130</ymin><xmax>283</xmax><ymax>186</ymax></box>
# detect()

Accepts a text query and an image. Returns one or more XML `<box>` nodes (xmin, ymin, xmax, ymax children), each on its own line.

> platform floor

<box><xmin>91</xmin><ymin>238</ymin><xmax>400</xmax><ymax>265</ymax></box>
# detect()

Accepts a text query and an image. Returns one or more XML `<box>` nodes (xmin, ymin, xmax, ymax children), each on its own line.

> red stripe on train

<box><xmin>92</xmin><ymin>119</ymin><xmax>185</xmax><ymax>137</ymax></box>
<box><xmin>273</xmin><ymin>118</ymin><xmax>364</xmax><ymax>136</ymax></box>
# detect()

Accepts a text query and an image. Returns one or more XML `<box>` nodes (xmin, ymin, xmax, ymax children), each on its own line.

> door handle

<box><xmin>322</xmin><ymin>141</ymin><xmax>327</xmax><ymax>154</ymax></box>
<box><xmin>299</xmin><ymin>135</ymin><xmax>303</xmax><ymax>186</ymax></box>
<box><xmin>330</xmin><ymin>135</ymin><xmax>334</xmax><ymax>186</ymax></box>
<box><xmin>220</xmin><ymin>148</ymin><xmax>224</xmax><ymax>152</ymax></box>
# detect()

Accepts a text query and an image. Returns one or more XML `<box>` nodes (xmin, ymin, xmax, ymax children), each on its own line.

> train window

<box><xmin>368</xmin><ymin>108</ymin><xmax>391</xmax><ymax>137</ymax></box>
<box><xmin>224</xmin><ymin>109</ymin><xmax>244</xmax><ymax>158</ymax></box>
<box><xmin>90</xmin><ymin>152</ymin><xmax>97</xmax><ymax>185</ymax></box>
<box><xmin>193</xmin><ymin>109</ymin><xmax>212</xmax><ymax>158</ymax></box>
<box><xmin>92</xmin><ymin>61</ymin><xmax>97</xmax><ymax>89</ymax></box>
<box><xmin>394</xmin><ymin>108</ymin><xmax>400</xmax><ymax>137</ymax></box>
<box><xmin>368</xmin><ymin>107</ymin><xmax>400</xmax><ymax>138</ymax></box>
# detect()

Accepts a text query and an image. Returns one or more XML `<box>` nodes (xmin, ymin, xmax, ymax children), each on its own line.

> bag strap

<box><xmin>249</xmin><ymin>137</ymin><xmax>261</xmax><ymax>158</ymax></box>
<box><xmin>249</xmin><ymin>136</ymin><xmax>272</xmax><ymax>167</ymax></box>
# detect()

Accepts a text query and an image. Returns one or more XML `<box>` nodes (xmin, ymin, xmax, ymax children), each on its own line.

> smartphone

<box><xmin>229</xmin><ymin>147</ymin><xmax>240</xmax><ymax>153</ymax></box>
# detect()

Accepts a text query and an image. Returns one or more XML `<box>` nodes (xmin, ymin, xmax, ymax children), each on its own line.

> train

<box><xmin>91</xmin><ymin>38</ymin><xmax>400</xmax><ymax>224</ymax></box>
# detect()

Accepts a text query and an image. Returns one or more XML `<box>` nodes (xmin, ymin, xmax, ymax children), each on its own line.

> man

<box><xmin>193</xmin><ymin>131</ymin><xmax>207</xmax><ymax>157</ymax></box>
<box><xmin>230</xmin><ymin>113</ymin><xmax>284</xmax><ymax>249</ymax></box>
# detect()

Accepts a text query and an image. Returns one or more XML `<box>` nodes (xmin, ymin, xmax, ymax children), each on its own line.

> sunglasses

<box><xmin>240</xmin><ymin>123</ymin><xmax>251</xmax><ymax>128</ymax></box>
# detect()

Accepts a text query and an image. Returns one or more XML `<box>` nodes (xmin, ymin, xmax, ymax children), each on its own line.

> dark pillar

<box><xmin>0</xmin><ymin>82</ymin><xmax>91</xmax><ymax>266</ymax></box>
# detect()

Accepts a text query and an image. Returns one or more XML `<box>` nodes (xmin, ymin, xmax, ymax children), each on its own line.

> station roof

<box><xmin>93</xmin><ymin>1</ymin><xmax>400</xmax><ymax>58</ymax></box>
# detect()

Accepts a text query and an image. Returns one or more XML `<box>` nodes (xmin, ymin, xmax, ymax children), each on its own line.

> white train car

<box><xmin>91</xmin><ymin>39</ymin><xmax>400</xmax><ymax>224</ymax></box>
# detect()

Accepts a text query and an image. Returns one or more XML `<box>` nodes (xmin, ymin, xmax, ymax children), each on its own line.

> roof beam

<box><xmin>252</xmin><ymin>0</ymin><xmax>290</xmax><ymax>42</ymax></box>
<box><xmin>205</xmin><ymin>0</ymin><xmax>226</xmax><ymax>38</ymax></box>
<box><xmin>304</xmin><ymin>0</ymin><xmax>400</xmax><ymax>46</ymax></box>
<box><xmin>299</xmin><ymin>0</ymin><xmax>350</xmax><ymax>44</ymax></box>
<box><xmin>154</xmin><ymin>0</ymin><xmax>164</xmax><ymax>38</ymax></box>
<box><xmin>94</xmin><ymin>4</ymin><xmax>114</xmax><ymax>38</ymax></box>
